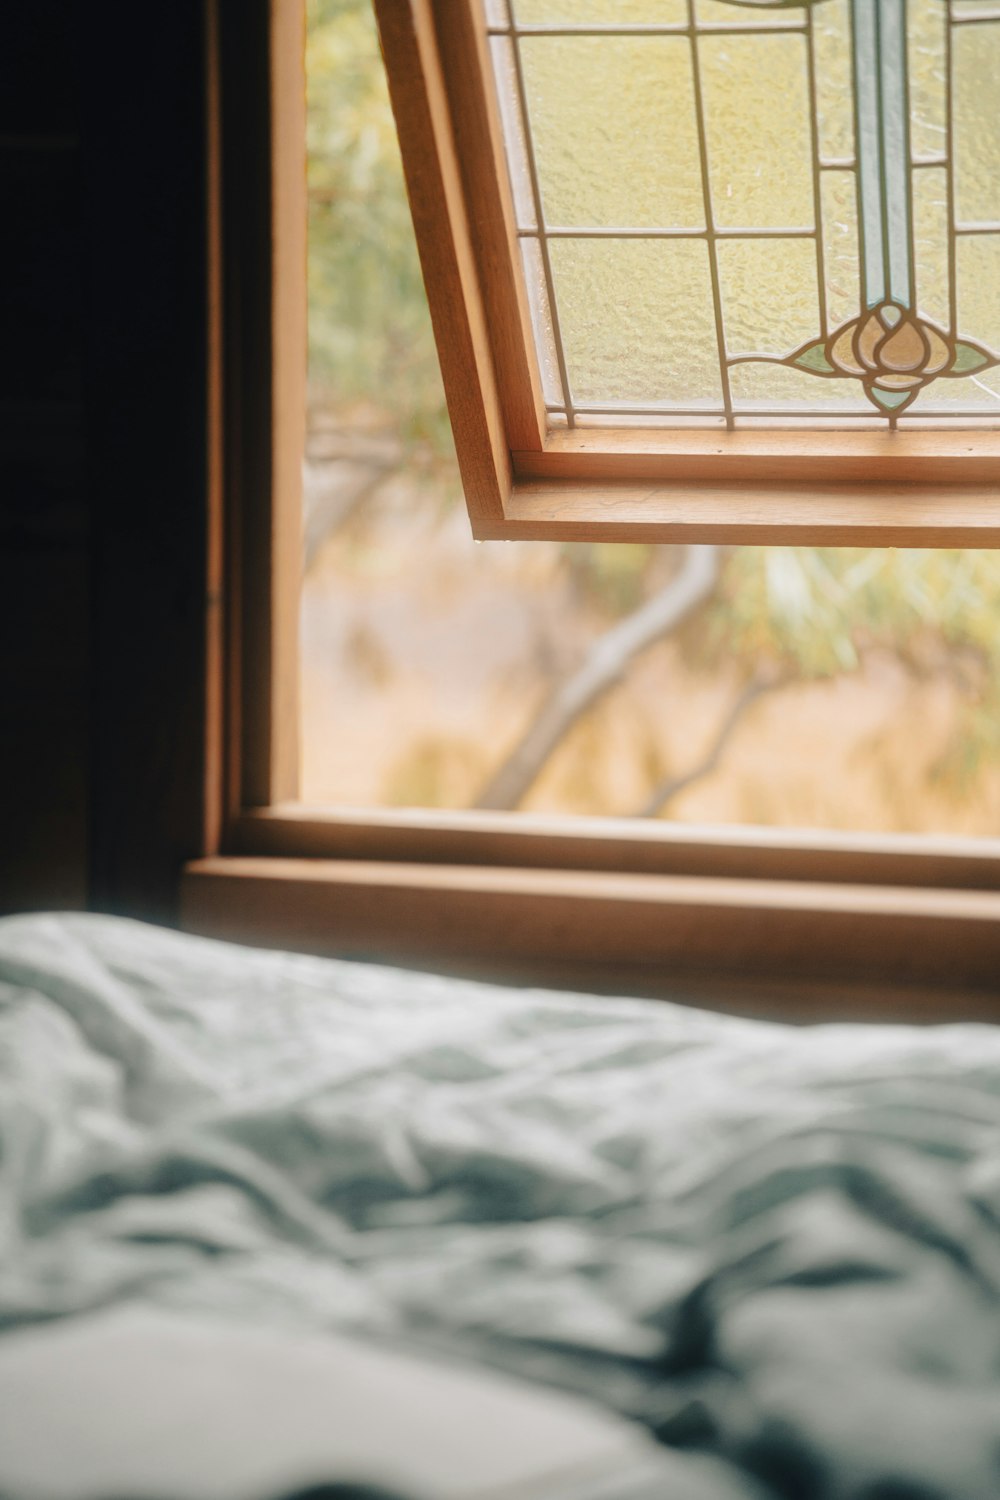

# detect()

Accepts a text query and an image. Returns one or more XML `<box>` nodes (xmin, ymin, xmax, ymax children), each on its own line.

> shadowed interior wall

<box><xmin>0</xmin><ymin>4</ymin><xmax>212</xmax><ymax>922</ymax></box>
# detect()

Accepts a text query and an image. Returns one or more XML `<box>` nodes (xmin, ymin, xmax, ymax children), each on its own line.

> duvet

<box><xmin>1</xmin><ymin>912</ymin><xmax>999</xmax><ymax>1499</ymax></box>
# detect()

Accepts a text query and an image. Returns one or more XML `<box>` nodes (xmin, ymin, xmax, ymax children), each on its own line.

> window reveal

<box><xmin>489</xmin><ymin>0</ymin><xmax>1000</xmax><ymax>428</ymax></box>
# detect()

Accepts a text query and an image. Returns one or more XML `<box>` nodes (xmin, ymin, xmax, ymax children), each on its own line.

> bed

<box><xmin>1</xmin><ymin>911</ymin><xmax>999</xmax><ymax>1499</ymax></box>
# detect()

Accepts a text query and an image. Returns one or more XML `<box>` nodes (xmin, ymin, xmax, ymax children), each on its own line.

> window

<box><xmin>374</xmin><ymin>0</ymin><xmax>1000</xmax><ymax>542</ymax></box>
<box><xmin>181</xmin><ymin>0</ymin><xmax>1000</xmax><ymax>1010</ymax></box>
<box><xmin>490</xmin><ymin>0</ymin><xmax>1000</xmax><ymax>427</ymax></box>
<box><xmin>300</xmin><ymin>0</ymin><xmax>1000</xmax><ymax>838</ymax></box>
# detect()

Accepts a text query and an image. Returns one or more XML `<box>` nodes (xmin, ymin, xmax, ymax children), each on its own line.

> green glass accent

<box><xmin>852</xmin><ymin>0</ymin><xmax>912</xmax><ymax>312</ymax></box>
<box><xmin>951</xmin><ymin>342</ymin><xmax>990</xmax><ymax>375</ymax></box>
<box><xmin>869</xmin><ymin>386</ymin><xmax>911</xmax><ymax>410</ymax></box>
<box><xmin>794</xmin><ymin>343</ymin><xmax>835</xmax><ymax>374</ymax></box>
<box><xmin>881</xmin><ymin>304</ymin><xmax>902</xmax><ymax>328</ymax></box>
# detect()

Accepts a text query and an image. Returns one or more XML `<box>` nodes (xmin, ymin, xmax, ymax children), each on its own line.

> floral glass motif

<box><xmin>738</xmin><ymin>0</ymin><xmax>997</xmax><ymax>420</ymax></box>
<box><xmin>490</xmin><ymin>0</ymin><xmax>1000</xmax><ymax>428</ymax></box>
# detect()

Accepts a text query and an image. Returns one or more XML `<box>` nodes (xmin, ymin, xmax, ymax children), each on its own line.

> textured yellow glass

<box><xmin>521</xmin><ymin>38</ymin><xmax>703</xmax><ymax>228</ymax></box>
<box><xmin>907</xmin><ymin>0</ymin><xmax>946</xmax><ymax>162</ymax></box>
<box><xmin>958</xmin><ymin>235</ymin><xmax>1000</xmax><ymax>360</ymax></box>
<box><xmin>514</xmin><ymin>0</ymin><xmax>687</xmax><ymax>23</ymax></box>
<box><xmin>920</xmin><ymin>370</ymin><xmax>1000</xmax><ymax>409</ymax></box>
<box><xmin>700</xmin><ymin>33</ymin><xmax>813</xmax><ymax>230</ymax></box>
<box><xmin>696</xmin><ymin>0</ymin><xmax>805</xmax><ymax>26</ymax></box>
<box><xmin>912</xmin><ymin>168</ymin><xmax>949</xmax><ymax>331</ymax></box>
<box><xmin>954</xmin><ymin>22</ymin><xmax>1000</xmax><ymax>225</ymax></box>
<box><xmin>821</xmin><ymin>169</ymin><xmax>859</xmax><ymax>332</ymax></box>
<box><xmin>550</xmin><ymin>239</ymin><xmax>721</xmax><ymax>406</ymax></box>
<box><xmin>718</xmin><ymin>238</ymin><xmax>819</xmax><ymax>356</ymax></box>
<box><xmin>520</xmin><ymin>238</ymin><xmax>563</xmax><ymax>406</ymax></box>
<box><xmin>729</xmin><ymin>360</ymin><xmax>870</xmax><ymax>410</ymax></box>
<box><xmin>813</xmin><ymin>0</ymin><xmax>854</xmax><ymax>163</ymax></box>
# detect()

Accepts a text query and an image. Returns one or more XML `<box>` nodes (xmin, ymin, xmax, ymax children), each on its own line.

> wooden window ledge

<box><xmin>181</xmin><ymin>855</ymin><xmax>1000</xmax><ymax>1017</ymax></box>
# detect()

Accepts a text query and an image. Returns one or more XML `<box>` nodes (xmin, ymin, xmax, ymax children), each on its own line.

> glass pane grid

<box><xmin>488</xmin><ymin>24</ymin><xmax>809</xmax><ymax>33</ymax></box>
<box><xmin>546</xmin><ymin>405</ymin><xmax>1000</xmax><ymax>422</ymax></box>
<box><xmin>489</xmin><ymin>0</ymin><xmax>1000</xmax><ymax>430</ymax></box>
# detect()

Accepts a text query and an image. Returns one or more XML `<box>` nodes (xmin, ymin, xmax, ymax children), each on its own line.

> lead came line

<box><xmin>945</xmin><ymin>1</ymin><xmax>957</xmax><ymax>340</ymax></box>
<box><xmin>686</xmin><ymin>0</ymin><xmax>733</xmax><ymax>430</ymax></box>
<box><xmin>544</xmin><ymin>403</ymin><xmax>999</xmax><ymax>420</ymax></box>
<box><xmin>805</xmin><ymin>6</ymin><xmax>828</xmax><ymax>340</ymax></box>
<box><xmin>518</xmin><ymin>226</ymin><xmax>816</xmax><ymax>240</ymax></box>
<box><xmin>486</xmin><ymin>24</ymin><xmax>808</xmax><ymax>38</ymax></box>
<box><xmin>488</xmin><ymin>0</ymin><xmax>999</xmax><ymax>427</ymax></box>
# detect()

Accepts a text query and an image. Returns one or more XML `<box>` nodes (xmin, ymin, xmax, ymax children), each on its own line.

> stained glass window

<box><xmin>488</xmin><ymin>0</ymin><xmax>1000</xmax><ymax>429</ymax></box>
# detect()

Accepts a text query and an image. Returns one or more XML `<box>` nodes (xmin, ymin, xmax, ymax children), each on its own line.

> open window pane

<box><xmin>303</xmin><ymin>0</ymin><xmax>1000</xmax><ymax>835</ymax></box>
<box><xmin>513</xmin><ymin>1</ymin><xmax>688</xmax><ymax>24</ymax></box>
<box><xmin>519</xmin><ymin>36</ymin><xmax>703</xmax><ymax>229</ymax></box>
<box><xmin>490</xmin><ymin>0</ymin><xmax>1000</xmax><ymax>428</ymax></box>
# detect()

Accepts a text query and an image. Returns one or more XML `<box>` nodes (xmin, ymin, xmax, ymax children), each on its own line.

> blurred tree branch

<box><xmin>303</xmin><ymin>455</ymin><xmax>398</xmax><ymax>570</ymax></box>
<box><xmin>473</xmin><ymin>545</ymin><xmax>721</xmax><ymax>811</ymax></box>
<box><xmin>635</xmin><ymin>669</ymin><xmax>789</xmax><ymax>819</ymax></box>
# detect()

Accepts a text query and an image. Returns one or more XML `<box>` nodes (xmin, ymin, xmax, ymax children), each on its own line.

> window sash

<box><xmin>374</xmin><ymin>0</ymin><xmax>1000</xmax><ymax>544</ymax></box>
<box><xmin>184</xmin><ymin>0</ymin><xmax>1000</xmax><ymax>1013</ymax></box>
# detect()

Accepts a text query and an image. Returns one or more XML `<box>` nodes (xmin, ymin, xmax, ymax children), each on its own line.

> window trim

<box><xmin>214</xmin><ymin>0</ymin><xmax>304</xmax><ymax>815</ymax></box>
<box><xmin>182</xmin><ymin>0</ymin><xmax>1000</xmax><ymax>1012</ymax></box>
<box><xmin>224</xmin><ymin>803</ymin><xmax>1000</xmax><ymax>890</ymax></box>
<box><xmin>182</xmin><ymin>847</ymin><xmax>1000</xmax><ymax>1000</ymax></box>
<box><xmin>374</xmin><ymin>0</ymin><xmax>1000</xmax><ymax>546</ymax></box>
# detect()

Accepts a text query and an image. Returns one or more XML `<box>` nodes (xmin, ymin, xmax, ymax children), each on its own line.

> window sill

<box><xmin>226</xmin><ymin>804</ymin><xmax>1000</xmax><ymax>889</ymax></box>
<box><xmin>181</xmin><ymin>851</ymin><xmax>1000</xmax><ymax>1007</ymax></box>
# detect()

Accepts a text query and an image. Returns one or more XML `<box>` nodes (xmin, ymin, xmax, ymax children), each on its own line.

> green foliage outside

<box><xmin>307</xmin><ymin>0</ymin><xmax>452</xmax><ymax>451</ymax></box>
<box><xmin>306</xmin><ymin>0</ymin><xmax>1000</xmax><ymax>809</ymax></box>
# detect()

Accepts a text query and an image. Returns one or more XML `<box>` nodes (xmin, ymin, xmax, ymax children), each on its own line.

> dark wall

<box><xmin>1</xmin><ymin>5</ymin><xmax>212</xmax><ymax>922</ymax></box>
<box><xmin>0</xmin><ymin>2</ymin><xmax>88</xmax><ymax>913</ymax></box>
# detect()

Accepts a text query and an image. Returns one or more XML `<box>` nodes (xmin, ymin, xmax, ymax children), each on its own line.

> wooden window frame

<box><xmin>181</xmin><ymin>0</ymin><xmax>1000</xmax><ymax>1015</ymax></box>
<box><xmin>373</xmin><ymin>0</ymin><xmax>1000</xmax><ymax>547</ymax></box>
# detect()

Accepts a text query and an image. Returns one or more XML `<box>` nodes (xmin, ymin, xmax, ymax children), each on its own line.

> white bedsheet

<box><xmin>2</xmin><ymin>913</ymin><xmax>999</xmax><ymax>1499</ymax></box>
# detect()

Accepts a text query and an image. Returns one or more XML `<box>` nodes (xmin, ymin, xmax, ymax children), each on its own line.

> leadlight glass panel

<box><xmin>489</xmin><ymin>0</ymin><xmax>1000</xmax><ymax>428</ymax></box>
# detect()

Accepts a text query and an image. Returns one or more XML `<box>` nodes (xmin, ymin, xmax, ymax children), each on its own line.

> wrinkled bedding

<box><xmin>2</xmin><ymin>912</ymin><xmax>1000</xmax><ymax>1500</ymax></box>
